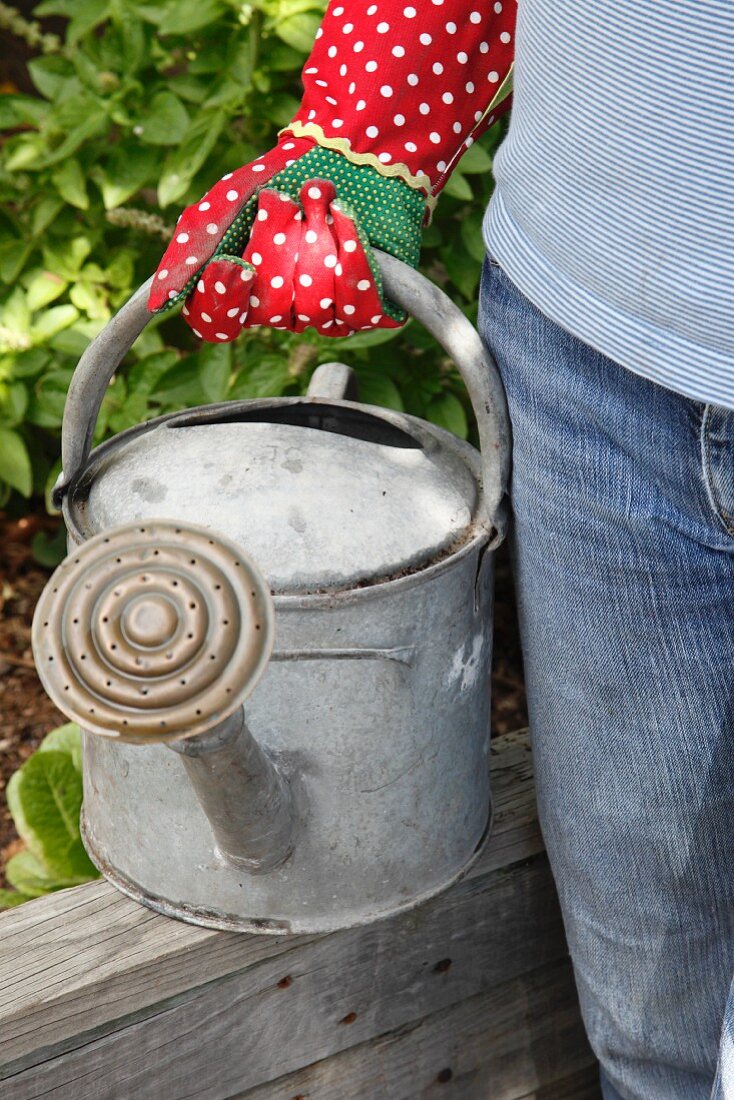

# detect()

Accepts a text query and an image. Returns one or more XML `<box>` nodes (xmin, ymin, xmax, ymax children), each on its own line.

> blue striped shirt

<box><xmin>483</xmin><ymin>1</ymin><xmax>734</xmax><ymax>409</ymax></box>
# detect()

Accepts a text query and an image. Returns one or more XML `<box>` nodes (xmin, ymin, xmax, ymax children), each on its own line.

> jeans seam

<box><xmin>700</xmin><ymin>404</ymin><xmax>734</xmax><ymax>536</ymax></box>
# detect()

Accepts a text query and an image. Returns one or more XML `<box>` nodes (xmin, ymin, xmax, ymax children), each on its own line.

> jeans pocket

<box><xmin>701</xmin><ymin>404</ymin><xmax>734</xmax><ymax>536</ymax></box>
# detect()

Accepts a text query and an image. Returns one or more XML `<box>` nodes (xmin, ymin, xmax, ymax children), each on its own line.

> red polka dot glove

<box><xmin>149</xmin><ymin>0</ymin><xmax>516</xmax><ymax>341</ymax></box>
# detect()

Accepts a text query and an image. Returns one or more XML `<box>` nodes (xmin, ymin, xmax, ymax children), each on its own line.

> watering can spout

<box><xmin>31</xmin><ymin>520</ymin><xmax>296</xmax><ymax>875</ymax></box>
<box><xmin>169</xmin><ymin>709</ymin><xmax>294</xmax><ymax>873</ymax></box>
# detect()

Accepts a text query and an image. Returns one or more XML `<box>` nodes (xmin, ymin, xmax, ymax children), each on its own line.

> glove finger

<box><xmin>183</xmin><ymin>258</ymin><xmax>256</xmax><ymax>343</ymax></box>
<box><xmin>149</xmin><ymin>136</ymin><xmax>314</xmax><ymax>312</ymax></box>
<box><xmin>291</xmin><ymin>179</ymin><xmax>342</xmax><ymax>336</ymax></box>
<box><xmin>329</xmin><ymin>201</ymin><xmax>398</xmax><ymax>333</ymax></box>
<box><xmin>241</xmin><ymin>189</ymin><xmax>304</xmax><ymax>331</ymax></box>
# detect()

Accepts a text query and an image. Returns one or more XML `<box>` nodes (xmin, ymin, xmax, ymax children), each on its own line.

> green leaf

<box><xmin>442</xmin><ymin>172</ymin><xmax>473</xmax><ymax>202</ymax></box>
<box><xmin>458</xmin><ymin>142</ymin><xmax>494</xmax><ymax>174</ymax></box>
<box><xmin>36</xmin><ymin>113</ymin><xmax>109</xmax><ymax>169</ymax></box>
<box><xmin>275</xmin><ymin>11</ymin><xmax>322</xmax><ymax>52</ymax></box>
<box><xmin>50</xmin><ymin>321</ymin><xmax>97</xmax><ymax>355</ymax></box>
<box><xmin>27</xmin><ymin>56</ymin><xmax>74</xmax><ymax>101</ymax></box>
<box><xmin>0</xmin><ymin>237</ymin><xmax>32</xmax><ymax>285</ymax></box>
<box><xmin>26</xmin><ymin>270</ymin><xmax>68</xmax><ymax>312</ymax></box>
<box><xmin>229</xmin><ymin>354</ymin><xmax>290</xmax><ymax>399</ymax></box>
<box><xmin>136</xmin><ymin>92</ymin><xmax>190</xmax><ymax>146</ymax></box>
<box><xmin>167</xmin><ymin>74</ymin><xmax>209</xmax><ymax>104</ymax></box>
<box><xmin>43</xmin><ymin>458</ymin><xmax>64</xmax><ymax>516</ymax></box>
<box><xmin>104</xmin><ymin>251</ymin><xmax>135</xmax><ymax>291</ymax></box>
<box><xmin>34</xmin><ymin>2</ymin><xmax>75</xmax><ymax>16</ymax></box>
<box><xmin>127</xmin><ymin>349</ymin><xmax>180</xmax><ymax>395</ymax></box>
<box><xmin>43</xmin><ymin>238</ymin><xmax>93</xmax><ymax>281</ymax></box>
<box><xmin>70</xmin><ymin>280</ymin><xmax>110</xmax><ymax>320</ymax></box>
<box><xmin>39</xmin><ymin>723</ymin><xmax>83</xmax><ymax>773</ymax></box>
<box><xmin>460</xmin><ymin>213</ymin><xmax>488</xmax><ymax>265</ymax></box>
<box><xmin>422</xmin><ymin>222</ymin><xmax>442</xmax><ymax>249</ymax></box>
<box><xmin>0</xmin><ymin>94</ymin><xmax>48</xmax><ymax>128</ymax></box>
<box><xmin>6</xmin><ymin>750</ymin><xmax>97</xmax><ymax>881</ymax></box>
<box><xmin>1</xmin><ymin>289</ymin><xmax>32</xmax><ymax>337</ymax></box>
<box><xmin>0</xmin><ymin>382</ymin><xmax>28</xmax><ymax>428</ymax></box>
<box><xmin>5</xmin><ymin>850</ymin><xmax>57</xmax><ymax>897</ymax></box>
<box><xmin>157</xmin><ymin>0</ymin><xmax>226</xmax><ymax>35</ymax></box>
<box><xmin>66</xmin><ymin>0</ymin><xmax>112</xmax><ymax>44</ymax></box>
<box><xmin>94</xmin><ymin>145</ymin><xmax>159</xmax><ymax>208</ymax></box>
<box><xmin>0</xmin><ymin>888</ymin><xmax>27</xmax><ymax>909</ymax></box>
<box><xmin>442</xmin><ymin>243</ymin><xmax>480</xmax><ymax>300</ymax></box>
<box><xmin>11</xmin><ymin>349</ymin><xmax>52</xmax><ymax>379</ymax></box>
<box><xmin>31</xmin><ymin>524</ymin><xmax>67</xmax><ymax>565</ymax></box>
<box><xmin>4</xmin><ymin>135</ymin><xmax>46</xmax><ymax>172</ymax></box>
<box><xmin>354</xmin><ymin>370</ymin><xmax>404</xmax><ymax>412</ymax></box>
<box><xmin>157</xmin><ymin>110</ymin><xmax>227</xmax><ymax>207</ymax></box>
<box><xmin>113</xmin><ymin>4</ymin><xmax>147</xmax><ymax>73</ymax></box>
<box><xmin>108</xmin><ymin>391</ymin><xmax>150</xmax><ymax>433</ymax></box>
<box><xmin>153</xmin><ymin>356</ymin><xmax>206</xmax><ymax>406</ymax></box>
<box><xmin>265</xmin><ymin>42</ymin><xmax>305</xmax><ymax>72</ymax></box>
<box><xmin>31</xmin><ymin>196</ymin><xmax>65</xmax><ymax>238</ymax></box>
<box><xmin>6</xmin><ymin>847</ymin><xmax>95</xmax><ymax>896</ymax></box>
<box><xmin>0</xmin><ymin>428</ymin><xmax>32</xmax><ymax>496</ymax></box>
<box><xmin>327</xmin><ymin>323</ymin><xmax>405</xmax><ymax>352</ymax></box>
<box><xmin>52</xmin><ymin>158</ymin><xmax>89</xmax><ymax>210</ymax></box>
<box><xmin>96</xmin><ymin>372</ymin><xmax>127</xmax><ymax>436</ymax></box>
<box><xmin>198</xmin><ymin>342</ymin><xmax>232</xmax><ymax>402</ymax></box>
<box><xmin>27</xmin><ymin>369</ymin><xmax>74</xmax><ymax>428</ymax></box>
<box><xmin>263</xmin><ymin>91</ymin><xmax>301</xmax><ymax>128</ymax></box>
<box><xmin>31</xmin><ymin>304</ymin><xmax>80</xmax><ymax>341</ymax></box>
<box><xmin>427</xmin><ymin>392</ymin><xmax>468</xmax><ymax>439</ymax></box>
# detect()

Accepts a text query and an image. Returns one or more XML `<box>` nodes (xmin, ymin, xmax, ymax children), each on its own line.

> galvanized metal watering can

<box><xmin>32</xmin><ymin>252</ymin><xmax>511</xmax><ymax>934</ymax></box>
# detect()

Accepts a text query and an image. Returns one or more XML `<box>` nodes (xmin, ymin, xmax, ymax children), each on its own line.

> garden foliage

<box><xmin>0</xmin><ymin>722</ymin><xmax>99</xmax><ymax>909</ymax></box>
<box><xmin>0</xmin><ymin>0</ymin><xmax>503</xmax><ymax>510</ymax></box>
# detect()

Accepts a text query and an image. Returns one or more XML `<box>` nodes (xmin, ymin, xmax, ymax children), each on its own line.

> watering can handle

<box><xmin>58</xmin><ymin>252</ymin><xmax>511</xmax><ymax>536</ymax></box>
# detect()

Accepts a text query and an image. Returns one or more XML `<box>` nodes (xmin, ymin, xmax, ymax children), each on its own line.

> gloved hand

<box><xmin>149</xmin><ymin>0</ymin><xmax>516</xmax><ymax>340</ymax></box>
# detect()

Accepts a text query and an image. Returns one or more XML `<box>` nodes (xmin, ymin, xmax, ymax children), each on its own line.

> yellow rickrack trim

<box><xmin>281</xmin><ymin>121</ymin><xmax>438</xmax><ymax>214</ymax></box>
<box><xmin>482</xmin><ymin>62</ymin><xmax>514</xmax><ymax>126</ymax></box>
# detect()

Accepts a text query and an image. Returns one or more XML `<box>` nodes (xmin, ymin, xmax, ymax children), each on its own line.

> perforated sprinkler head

<box><xmin>32</xmin><ymin>521</ymin><xmax>275</xmax><ymax>744</ymax></box>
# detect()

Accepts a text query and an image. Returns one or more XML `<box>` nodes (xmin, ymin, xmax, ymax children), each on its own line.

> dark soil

<box><xmin>0</xmin><ymin>515</ymin><xmax>527</xmax><ymax>889</ymax></box>
<box><xmin>0</xmin><ymin>515</ymin><xmax>66</xmax><ymax>888</ymax></box>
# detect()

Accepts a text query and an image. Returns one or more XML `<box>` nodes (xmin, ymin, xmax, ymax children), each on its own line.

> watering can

<box><xmin>31</xmin><ymin>252</ymin><xmax>511</xmax><ymax>934</ymax></box>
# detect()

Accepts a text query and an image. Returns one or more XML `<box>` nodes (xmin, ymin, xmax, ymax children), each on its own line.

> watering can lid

<box><xmin>76</xmin><ymin>400</ymin><xmax>484</xmax><ymax>594</ymax></box>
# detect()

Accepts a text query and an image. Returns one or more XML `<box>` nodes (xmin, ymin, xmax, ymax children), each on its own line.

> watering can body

<box><xmin>37</xmin><ymin>254</ymin><xmax>511</xmax><ymax>934</ymax></box>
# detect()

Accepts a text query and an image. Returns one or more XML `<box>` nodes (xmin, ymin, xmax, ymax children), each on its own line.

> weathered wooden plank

<box><xmin>517</xmin><ymin>1065</ymin><xmax>602</xmax><ymax>1100</ymax></box>
<box><xmin>1</xmin><ymin>852</ymin><xmax>568</xmax><ymax>1098</ymax></box>
<box><xmin>0</xmin><ymin>730</ymin><xmax>541</xmax><ymax>1071</ymax></box>
<box><xmin>233</xmin><ymin>959</ymin><xmax>596</xmax><ymax>1100</ymax></box>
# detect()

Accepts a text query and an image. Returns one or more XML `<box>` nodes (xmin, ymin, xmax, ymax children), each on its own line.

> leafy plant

<box><xmin>0</xmin><ymin>722</ymin><xmax>99</xmax><ymax>909</ymax></box>
<box><xmin>0</xmin><ymin>0</ymin><xmax>503</xmax><ymax>509</ymax></box>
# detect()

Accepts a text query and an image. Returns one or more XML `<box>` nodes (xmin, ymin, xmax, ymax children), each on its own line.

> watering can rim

<box><xmin>55</xmin><ymin>252</ymin><xmax>511</xmax><ymax>541</ymax></box>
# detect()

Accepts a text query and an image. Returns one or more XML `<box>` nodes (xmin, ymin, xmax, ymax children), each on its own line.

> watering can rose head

<box><xmin>147</xmin><ymin>0</ymin><xmax>515</xmax><ymax>342</ymax></box>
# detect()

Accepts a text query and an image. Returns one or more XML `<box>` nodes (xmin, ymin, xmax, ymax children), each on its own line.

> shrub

<box><xmin>0</xmin><ymin>0</ymin><xmax>502</xmax><ymax>509</ymax></box>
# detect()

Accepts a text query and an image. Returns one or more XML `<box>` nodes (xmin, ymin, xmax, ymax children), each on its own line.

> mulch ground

<box><xmin>0</xmin><ymin>514</ymin><xmax>527</xmax><ymax>890</ymax></box>
<box><xmin>0</xmin><ymin>515</ymin><xmax>66</xmax><ymax>888</ymax></box>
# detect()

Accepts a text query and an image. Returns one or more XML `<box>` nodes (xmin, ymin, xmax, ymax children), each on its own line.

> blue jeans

<box><xmin>478</xmin><ymin>257</ymin><xmax>734</xmax><ymax>1100</ymax></box>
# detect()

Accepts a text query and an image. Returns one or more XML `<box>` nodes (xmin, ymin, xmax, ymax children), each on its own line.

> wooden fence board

<box><xmin>235</xmin><ymin>960</ymin><xmax>596</xmax><ymax>1100</ymax></box>
<box><xmin>0</xmin><ymin>730</ymin><xmax>596</xmax><ymax>1099</ymax></box>
<box><xmin>0</xmin><ymin>730</ymin><xmax>540</xmax><ymax>1070</ymax></box>
<box><xmin>518</xmin><ymin>1065</ymin><xmax>602</xmax><ymax>1100</ymax></box>
<box><xmin>1</xmin><ymin>854</ymin><xmax>568</xmax><ymax>1098</ymax></box>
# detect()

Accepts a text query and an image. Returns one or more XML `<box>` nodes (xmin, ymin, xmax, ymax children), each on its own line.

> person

<box><xmin>150</xmin><ymin>4</ymin><xmax>734</xmax><ymax>1097</ymax></box>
